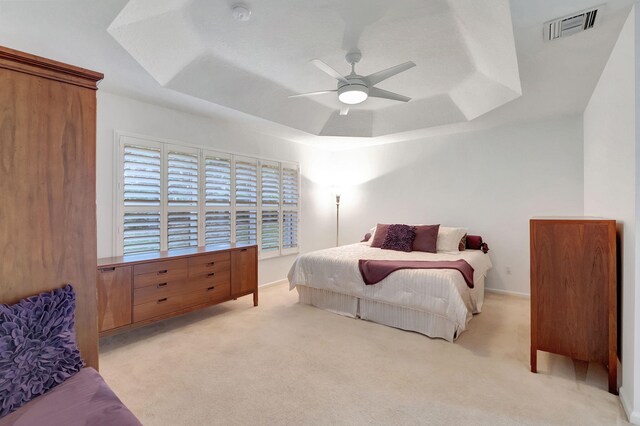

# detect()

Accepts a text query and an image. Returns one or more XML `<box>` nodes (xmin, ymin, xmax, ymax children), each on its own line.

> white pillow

<box><xmin>364</xmin><ymin>226</ymin><xmax>377</xmax><ymax>245</ymax></box>
<box><xmin>437</xmin><ymin>227</ymin><xmax>467</xmax><ymax>252</ymax></box>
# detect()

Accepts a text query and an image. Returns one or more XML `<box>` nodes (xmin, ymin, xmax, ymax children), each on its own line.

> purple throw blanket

<box><xmin>358</xmin><ymin>259</ymin><xmax>475</xmax><ymax>288</ymax></box>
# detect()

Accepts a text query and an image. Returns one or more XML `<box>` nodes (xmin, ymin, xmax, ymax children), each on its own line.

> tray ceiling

<box><xmin>108</xmin><ymin>0</ymin><xmax>522</xmax><ymax>137</ymax></box>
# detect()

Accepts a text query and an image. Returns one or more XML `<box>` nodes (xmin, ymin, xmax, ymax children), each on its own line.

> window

<box><xmin>204</xmin><ymin>153</ymin><xmax>232</xmax><ymax>245</ymax></box>
<box><xmin>260</xmin><ymin>161</ymin><xmax>280</xmax><ymax>257</ymax></box>
<box><xmin>116</xmin><ymin>135</ymin><xmax>300</xmax><ymax>258</ymax></box>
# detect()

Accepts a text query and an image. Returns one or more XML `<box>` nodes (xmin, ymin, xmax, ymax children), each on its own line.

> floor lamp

<box><xmin>335</xmin><ymin>193</ymin><xmax>341</xmax><ymax>246</ymax></box>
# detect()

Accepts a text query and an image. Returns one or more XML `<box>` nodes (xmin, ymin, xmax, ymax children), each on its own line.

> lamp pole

<box><xmin>336</xmin><ymin>194</ymin><xmax>341</xmax><ymax>246</ymax></box>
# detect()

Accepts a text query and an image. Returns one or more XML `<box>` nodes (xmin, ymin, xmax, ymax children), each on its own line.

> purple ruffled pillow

<box><xmin>381</xmin><ymin>224</ymin><xmax>417</xmax><ymax>252</ymax></box>
<box><xmin>0</xmin><ymin>285</ymin><xmax>84</xmax><ymax>418</ymax></box>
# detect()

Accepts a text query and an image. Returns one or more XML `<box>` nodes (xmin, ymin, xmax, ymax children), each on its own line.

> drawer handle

<box><xmin>240</xmin><ymin>248</ymin><xmax>248</xmax><ymax>252</ymax></box>
<box><xmin>157</xmin><ymin>270</ymin><xmax>168</xmax><ymax>275</ymax></box>
<box><xmin>100</xmin><ymin>267</ymin><xmax>115</xmax><ymax>272</ymax></box>
<box><xmin>157</xmin><ymin>298</ymin><xmax>168</xmax><ymax>304</ymax></box>
<box><xmin>208</xmin><ymin>272</ymin><xmax>215</xmax><ymax>277</ymax></box>
<box><xmin>207</xmin><ymin>262</ymin><xmax>215</xmax><ymax>266</ymax></box>
<box><xmin>207</xmin><ymin>286</ymin><xmax>215</xmax><ymax>291</ymax></box>
<box><xmin>157</xmin><ymin>282</ymin><xmax>168</xmax><ymax>288</ymax></box>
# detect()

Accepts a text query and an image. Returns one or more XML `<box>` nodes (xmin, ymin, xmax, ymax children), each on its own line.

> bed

<box><xmin>288</xmin><ymin>242</ymin><xmax>493</xmax><ymax>341</ymax></box>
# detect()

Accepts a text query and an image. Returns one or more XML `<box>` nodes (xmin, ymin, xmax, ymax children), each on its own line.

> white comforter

<box><xmin>288</xmin><ymin>243</ymin><xmax>493</xmax><ymax>331</ymax></box>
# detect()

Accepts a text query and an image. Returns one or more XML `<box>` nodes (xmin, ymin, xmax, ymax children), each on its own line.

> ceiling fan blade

<box><xmin>288</xmin><ymin>90</ymin><xmax>337</xmax><ymax>98</ymax></box>
<box><xmin>311</xmin><ymin>59</ymin><xmax>350</xmax><ymax>85</ymax></box>
<box><xmin>364</xmin><ymin>61</ymin><xmax>416</xmax><ymax>86</ymax></box>
<box><xmin>368</xmin><ymin>87</ymin><xmax>411</xmax><ymax>102</ymax></box>
<box><xmin>339</xmin><ymin>106</ymin><xmax>350</xmax><ymax>116</ymax></box>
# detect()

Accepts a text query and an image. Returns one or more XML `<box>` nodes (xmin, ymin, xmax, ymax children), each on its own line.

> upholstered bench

<box><xmin>0</xmin><ymin>368</ymin><xmax>140</xmax><ymax>426</ymax></box>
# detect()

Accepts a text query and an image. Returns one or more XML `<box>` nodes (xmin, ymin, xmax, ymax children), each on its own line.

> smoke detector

<box><xmin>232</xmin><ymin>5</ymin><xmax>251</xmax><ymax>22</ymax></box>
<box><xmin>544</xmin><ymin>6</ymin><xmax>602</xmax><ymax>41</ymax></box>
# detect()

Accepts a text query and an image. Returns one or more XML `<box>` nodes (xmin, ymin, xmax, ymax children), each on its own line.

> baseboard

<box><xmin>619</xmin><ymin>387</ymin><xmax>640</xmax><ymax>424</ymax></box>
<box><xmin>485</xmin><ymin>287</ymin><xmax>530</xmax><ymax>298</ymax></box>
<box><xmin>259</xmin><ymin>278</ymin><xmax>288</xmax><ymax>289</ymax></box>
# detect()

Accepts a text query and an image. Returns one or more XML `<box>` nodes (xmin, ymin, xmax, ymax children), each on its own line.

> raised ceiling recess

<box><xmin>109</xmin><ymin>0</ymin><xmax>522</xmax><ymax>138</ymax></box>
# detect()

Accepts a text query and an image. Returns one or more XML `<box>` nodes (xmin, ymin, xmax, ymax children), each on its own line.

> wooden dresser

<box><xmin>530</xmin><ymin>218</ymin><xmax>617</xmax><ymax>394</ymax></box>
<box><xmin>97</xmin><ymin>244</ymin><xmax>257</xmax><ymax>336</ymax></box>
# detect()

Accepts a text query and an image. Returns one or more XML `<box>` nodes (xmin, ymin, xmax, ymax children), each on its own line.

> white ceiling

<box><xmin>0</xmin><ymin>0</ymin><xmax>635</xmax><ymax>149</ymax></box>
<box><xmin>107</xmin><ymin>0</ymin><xmax>521</xmax><ymax>137</ymax></box>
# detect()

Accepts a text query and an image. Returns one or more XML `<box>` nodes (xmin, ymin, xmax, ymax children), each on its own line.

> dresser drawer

<box><xmin>190</xmin><ymin>272</ymin><xmax>231</xmax><ymax>294</ymax></box>
<box><xmin>133</xmin><ymin>259</ymin><xmax>188</xmax><ymax>288</ymax></box>
<box><xmin>134</xmin><ymin>282</ymin><xmax>232</xmax><ymax>322</ymax></box>
<box><xmin>133</xmin><ymin>272</ymin><xmax>230</xmax><ymax>305</ymax></box>
<box><xmin>205</xmin><ymin>281</ymin><xmax>231</xmax><ymax>303</ymax></box>
<box><xmin>133</xmin><ymin>294</ymin><xmax>185</xmax><ymax>323</ymax></box>
<box><xmin>134</xmin><ymin>280</ymin><xmax>185</xmax><ymax>306</ymax></box>
<box><xmin>188</xmin><ymin>254</ymin><xmax>231</xmax><ymax>278</ymax></box>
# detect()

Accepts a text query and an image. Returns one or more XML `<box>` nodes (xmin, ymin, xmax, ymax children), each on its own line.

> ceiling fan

<box><xmin>289</xmin><ymin>50</ymin><xmax>416</xmax><ymax>116</ymax></box>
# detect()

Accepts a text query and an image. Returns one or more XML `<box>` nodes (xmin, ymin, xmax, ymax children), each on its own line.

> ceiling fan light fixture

<box><xmin>338</xmin><ymin>85</ymin><xmax>368</xmax><ymax>105</ymax></box>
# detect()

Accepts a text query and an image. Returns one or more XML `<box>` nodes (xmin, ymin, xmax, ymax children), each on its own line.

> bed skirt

<box><xmin>295</xmin><ymin>285</ymin><xmax>465</xmax><ymax>342</ymax></box>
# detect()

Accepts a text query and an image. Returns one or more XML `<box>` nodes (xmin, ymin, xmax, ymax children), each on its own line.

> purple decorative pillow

<box><xmin>0</xmin><ymin>285</ymin><xmax>84</xmax><ymax>418</ymax></box>
<box><xmin>371</xmin><ymin>224</ymin><xmax>391</xmax><ymax>248</ymax></box>
<box><xmin>381</xmin><ymin>224</ymin><xmax>417</xmax><ymax>252</ymax></box>
<box><xmin>413</xmin><ymin>225</ymin><xmax>440</xmax><ymax>253</ymax></box>
<box><xmin>466</xmin><ymin>235</ymin><xmax>483</xmax><ymax>250</ymax></box>
<box><xmin>361</xmin><ymin>232</ymin><xmax>372</xmax><ymax>243</ymax></box>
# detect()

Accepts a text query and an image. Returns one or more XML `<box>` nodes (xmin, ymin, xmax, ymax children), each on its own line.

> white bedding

<box><xmin>288</xmin><ymin>243</ymin><xmax>493</xmax><ymax>333</ymax></box>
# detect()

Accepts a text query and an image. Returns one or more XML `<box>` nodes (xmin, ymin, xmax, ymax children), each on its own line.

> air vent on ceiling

<box><xmin>544</xmin><ymin>6</ymin><xmax>601</xmax><ymax>41</ymax></box>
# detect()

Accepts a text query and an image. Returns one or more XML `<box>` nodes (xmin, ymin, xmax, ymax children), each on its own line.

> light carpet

<box><xmin>99</xmin><ymin>284</ymin><xmax>628</xmax><ymax>426</ymax></box>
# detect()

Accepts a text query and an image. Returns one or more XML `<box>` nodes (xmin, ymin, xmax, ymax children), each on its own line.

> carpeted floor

<box><xmin>99</xmin><ymin>283</ymin><xmax>628</xmax><ymax>426</ymax></box>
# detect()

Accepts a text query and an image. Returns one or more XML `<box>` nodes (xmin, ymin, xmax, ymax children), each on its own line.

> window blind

<box><xmin>235</xmin><ymin>160</ymin><xmax>257</xmax><ymax>206</ymax></box>
<box><xmin>205</xmin><ymin>155</ymin><xmax>231</xmax><ymax>207</ymax></box>
<box><xmin>167</xmin><ymin>211</ymin><xmax>198</xmax><ymax>249</ymax></box>
<box><xmin>236</xmin><ymin>210</ymin><xmax>257</xmax><ymax>245</ymax></box>
<box><xmin>261</xmin><ymin>163</ymin><xmax>280</xmax><ymax>206</ymax></box>
<box><xmin>119</xmin><ymin>137</ymin><xmax>299</xmax><ymax>257</ymax></box>
<box><xmin>282</xmin><ymin>166</ymin><xmax>299</xmax><ymax>207</ymax></box>
<box><xmin>123</xmin><ymin>145</ymin><xmax>161</xmax><ymax>206</ymax></box>
<box><xmin>261</xmin><ymin>210</ymin><xmax>280</xmax><ymax>252</ymax></box>
<box><xmin>123</xmin><ymin>212</ymin><xmax>161</xmax><ymax>254</ymax></box>
<box><xmin>167</xmin><ymin>151</ymin><xmax>198</xmax><ymax>207</ymax></box>
<box><xmin>205</xmin><ymin>210</ymin><xmax>232</xmax><ymax>245</ymax></box>
<box><xmin>282</xmin><ymin>210</ymin><xmax>298</xmax><ymax>250</ymax></box>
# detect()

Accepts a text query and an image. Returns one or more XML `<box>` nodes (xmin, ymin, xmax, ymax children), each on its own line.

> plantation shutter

<box><xmin>235</xmin><ymin>158</ymin><xmax>258</xmax><ymax>246</ymax></box>
<box><xmin>167</xmin><ymin>211</ymin><xmax>198</xmax><ymax>249</ymax></box>
<box><xmin>260</xmin><ymin>162</ymin><xmax>281</xmax><ymax>255</ymax></box>
<box><xmin>282</xmin><ymin>164</ymin><xmax>300</xmax><ymax>253</ymax></box>
<box><xmin>121</xmin><ymin>142</ymin><xmax>162</xmax><ymax>255</ymax></box>
<box><xmin>166</xmin><ymin>147</ymin><xmax>199</xmax><ymax>249</ymax></box>
<box><xmin>205</xmin><ymin>153</ymin><xmax>232</xmax><ymax>245</ymax></box>
<box><xmin>236</xmin><ymin>210</ymin><xmax>257</xmax><ymax>245</ymax></box>
<box><xmin>123</xmin><ymin>145</ymin><xmax>161</xmax><ymax>207</ymax></box>
<box><xmin>282</xmin><ymin>210</ymin><xmax>298</xmax><ymax>250</ymax></box>
<box><xmin>123</xmin><ymin>212</ymin><xmax>161</xmax><ymax>254</ymax></box>
<box><xmin>167</xmin><ymin>150</ymin><xmax>199</xmax><ymax>206</ymax></box>
<box><xmin>205</xmin><ymin>211</ymin><xmax>232</xmax><ymax>245</ymax></box>
<box><xmin>282</xmin><ymin>166</ymin><xmax>299</xmax><ymax>208</ymax></box>
<box><xmin>118</xmin><ymin>136</ymin><xmax>300</xmax><ymax>257</ymax></box>
<box><xmin>261</xmin><ymin>163</ymin><xmax>280</xmax><ymax>206</ymax></box>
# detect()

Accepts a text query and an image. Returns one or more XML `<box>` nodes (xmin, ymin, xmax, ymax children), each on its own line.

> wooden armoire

<box><xmin>0</xmin><ymin>46</ymin><xmax>103</xmax><ymax>369</ymax></box>
<box><xmin>530</xmin><ymin>218</ymin><xmax>617</xmax><ymax>394</ymax></box>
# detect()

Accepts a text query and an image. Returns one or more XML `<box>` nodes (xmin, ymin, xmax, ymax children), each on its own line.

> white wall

<box><xmin>583</xmin><ymin>8</ymin><xmax>636</xmax><ymax>420</ymax></box>
<box><xmin>329</xmin><ymin>116</ymin><xmax>584</xmax><ymax>295</ymax></box>
<box><xmin>96</xmin><ymin>91</ymin><xmax>334</xmax><ymax>285</ymax></box>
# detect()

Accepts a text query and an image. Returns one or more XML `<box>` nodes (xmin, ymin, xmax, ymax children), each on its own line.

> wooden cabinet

<box><xmin>97</xmin><ymin>266</ymin><xmax>132</xmax><ymax>332</ymax></box>
<box><xmin>97</xmin><ymin>244</ymin><xmax>257</xmax><ymax>336</ymax></box>
<box><xmin>530</xmin><ymin>218</ymin><xmax>617</xmax><ymax>394</ymax></box>
<box><xmin>231</xmin><ymin>247</ymin><xmax>258</xmax><ymax>304</ymax></box>
<box><xmin>0</xmin><ymin>46</ymin><xmax>102</xmax><ymax>369</ymax></box>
